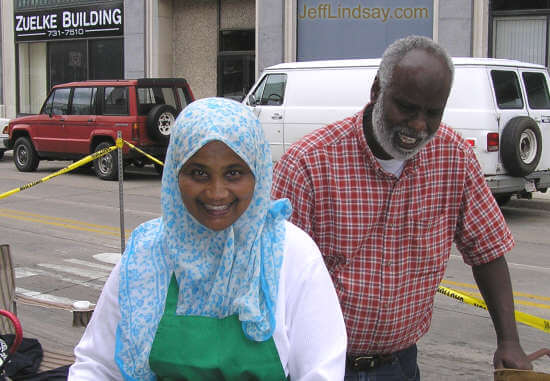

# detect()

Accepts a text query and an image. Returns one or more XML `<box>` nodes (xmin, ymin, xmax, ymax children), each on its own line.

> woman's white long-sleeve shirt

<box><xmin>69</xmin><ymin>221</ymin><xmax>347</xmax><ymax>380</ymax></box>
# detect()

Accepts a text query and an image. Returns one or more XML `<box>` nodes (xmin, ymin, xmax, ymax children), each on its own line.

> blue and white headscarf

<box><xmin>115</xmin><ymin>98</ymin><xmax>291</xmax><ymax>380</ymax></box>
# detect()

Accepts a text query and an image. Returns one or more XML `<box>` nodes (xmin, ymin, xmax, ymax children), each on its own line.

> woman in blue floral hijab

<box><xmin>69</xmin><ymin>97</ymin><xmax>346</xmax><ymax>381</ymax></box>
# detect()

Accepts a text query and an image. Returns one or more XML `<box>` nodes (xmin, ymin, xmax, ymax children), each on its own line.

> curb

<box><xmin>505</xmin><ymin>198</ymin><xmax>550</xmax><ymax>211</ymax></box>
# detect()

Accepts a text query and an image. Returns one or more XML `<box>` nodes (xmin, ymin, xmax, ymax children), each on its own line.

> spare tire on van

<box><xmin>146</xmin><ymin>104</ymin><xmax>177</xmax><ymax>144</ymax></box>
<box><xmin>500</xmin><ymin>116</ymin><xmax>542</xmax><ymax>177</ymax></box>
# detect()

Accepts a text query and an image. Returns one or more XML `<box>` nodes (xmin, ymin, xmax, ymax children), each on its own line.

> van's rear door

<box><xmin>244</xmin><ymin>73</ymin><xmax>286</xmax><ymax>161</ymax></box>
<box><xmin>489</xmin><ymin>67</ymin><xmax>530</xmax><ymax>173</ymax></box>
<box><xmin>520</xmin><ymin>68</ymin><xmax>550</xmax><ymax>171</ymax></box>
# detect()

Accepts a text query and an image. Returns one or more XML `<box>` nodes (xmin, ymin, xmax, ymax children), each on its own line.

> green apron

<box><xmin>149</xmin><ymin>275</ymin><xmax>287</xmax><ymax>381</ymax></box>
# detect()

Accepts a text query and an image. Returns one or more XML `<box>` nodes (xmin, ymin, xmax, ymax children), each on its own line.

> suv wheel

<box><xmin>93</xmin><ymin>142</ymin><xmax>119</xmax><ymax>180</ymax></box>
<box><xmin>154</xmin><ymin>162</ymin><xmax>164</xmax><ymax>176</ymax></box>
<box><xmin>494</xmin><ymin>193</ymin><xmax>512</xmax><ymax>207</ymax></box>
<box><xmin>146</xmin><ymin>105</ymin><xmax>177</xmax><ymax>144</ymax></box>
<box><xmin>501</xmin><ymin>117</ymin><xmax>542</xmax><ymax>177</ymax></box>
<box><xmin>13</xmin><ymin>137</ymin><xmax>39</xmax><ymax>172</ymax></box>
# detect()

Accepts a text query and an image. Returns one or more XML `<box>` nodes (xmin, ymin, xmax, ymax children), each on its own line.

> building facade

<box><xmin>0</xmin><ymin>0</ymin><xmax>548</xmax><ymax>119</ymax></box>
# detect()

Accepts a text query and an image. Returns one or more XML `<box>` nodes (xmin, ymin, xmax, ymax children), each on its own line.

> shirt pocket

<box><xmin>405</xmin><ymin>213</ymin><xmax>450</xmax><ymax>276</ymax></box>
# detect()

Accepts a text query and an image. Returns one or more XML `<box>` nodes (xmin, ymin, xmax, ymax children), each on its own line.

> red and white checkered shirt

<box><xmin>271</xmin><ymin>108</ymin><xmax>514</xmax><ymax>355</ymax></box>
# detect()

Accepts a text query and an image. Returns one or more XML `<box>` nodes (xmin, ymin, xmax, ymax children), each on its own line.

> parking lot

<box><xmin>0</xmin><ymin>151</ymin><xmax>549</xmax><ymax>380</ymax></box>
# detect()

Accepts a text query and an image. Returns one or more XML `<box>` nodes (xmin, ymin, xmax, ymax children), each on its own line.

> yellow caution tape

<box><xmin>0</xmin><ymin>144</ymin><xmax>118</xmax><ymax>200</ymax></box>
<box><xmin>122</xmin><ymin>139</ymin><xmax>164</xmax><ymax>166</ymax></box>
<box><xmin>438</xmin><ymin>285</ymin><xmax>550</xmax><ymax>334</ymax></box>
<box><xmin>0</xmin><ymin>138</ymin><xmax>166</xmax><ymax>200</ymax></box>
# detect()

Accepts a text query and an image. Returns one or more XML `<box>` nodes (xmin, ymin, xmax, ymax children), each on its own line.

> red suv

<box><xmin>5</xmin><ymin>78</ymin><xmax>194</xmax><ymax>180</ymax></box>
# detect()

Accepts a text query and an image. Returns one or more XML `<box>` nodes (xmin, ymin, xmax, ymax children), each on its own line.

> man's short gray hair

<box><xmin>378</xmin><ymin>35</ymin><xmax>454</xmax><ymax>90</ymax></box>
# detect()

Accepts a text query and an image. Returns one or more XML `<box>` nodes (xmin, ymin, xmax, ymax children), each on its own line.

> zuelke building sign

<box><xmin>14</xmin><ymin>2</ymin><xmax>123</xmax><ymax>42</ymax></box>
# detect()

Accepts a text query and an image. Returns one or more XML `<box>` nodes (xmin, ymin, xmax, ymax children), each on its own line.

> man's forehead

<box><xmin>390</xmin><ymin>49</ymin><xmax>451</xmax><ymax>89</ymax></box>
<box><xmin>396</xmin><ymin>48</ymin><xmax>449</xmax><ymax>75</ymax></box>
<box><xmin>387</xmin><ymin>48</ymin><xmax>451</xmax><ymax>105</ymax></box>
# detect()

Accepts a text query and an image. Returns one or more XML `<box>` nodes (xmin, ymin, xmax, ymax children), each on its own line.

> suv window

<box><xmin>250</xmin><ymin>74</ymin><xmax>286</xmax><ymax>106</ymax></box>
<box><xmin>42</xmin><ymin>88</ymin><xmax>71</xmax><ymax>115</ymax></box>
<box><xmin>70</xmin><ymin>87</ymin><xmax>97</xmax><ymax>115</ymax></box>
<box><xmin>137</xmin><ymin>87</ymin><xmax>178</xmax><ymax>115</ymax></box>
<box><xmin>491</xmin><ymin>70</ymin><xmax>524</xmax><ymax>109</ymax></box>
<box><xmin>42</xmin><ymin>92</ymin><xmax>54</xmax><ymax>114</ymax></box>
<box><xmin>522</xmin><ymin>72</ymin><xmax>550</xmax><ymax>109</ymax></box>
<box><xmin>177</xmin><ymin>88</ymin><xmax>189</xmax><ymax>108</ymax></box>
<box><xmin>104</xmin><ymin>86</ymin><xmax>129</xmax><ymax>115</ymax></box>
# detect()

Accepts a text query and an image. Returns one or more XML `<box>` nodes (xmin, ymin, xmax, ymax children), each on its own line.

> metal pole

<box><xmin>117</xmin><ymin>131</ymin><xmax>126</xmax><ymax>253</ymax></box>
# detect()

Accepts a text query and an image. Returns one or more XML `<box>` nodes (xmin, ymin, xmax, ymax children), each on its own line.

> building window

<box><xmin>49</xmin><ymin>41</ymin><xmax>88</xmax><ymax>88</ymax></box>
<box><xmin>48</xmin><ymin>38</ymin><xmax>123</xmax><ymax>88</ymax></box>
<box><xmin>218</xmin><ymin>30</ymin><xmax>255</xmax><ymax>101</ymax></box>
<box><xmin>18</xmin><ymin>38</ymin><xmax>123</xmax><ymax>114</ymax></box>
<box><xmin>89</xmin><ymin>39</ymin><xmax>123</xmax><ymax>80</ymax></box>
<box><xmin>492</xmin><ymin>16</ymin><xmax>548</xmax><ymax>65</ymax></box>
<box><xmin>492</xmin><ymin>0</ymin><xmax>550</xmax><ymax>10</ymax></box>
<box><xmin>491</xmin><ymin>1</ymin><xmax>550</xmax><ymax>66</ymax></box>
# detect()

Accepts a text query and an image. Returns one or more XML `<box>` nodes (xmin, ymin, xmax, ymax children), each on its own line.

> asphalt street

<box><xmin>0</xmin><ymin>151</ymin><xmax>549</xmax><ymax>380</ymax></box>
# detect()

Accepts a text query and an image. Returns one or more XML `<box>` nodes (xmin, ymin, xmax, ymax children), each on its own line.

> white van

<box><xmin>244</xmin><ymin>59</ymin><xmax>376</xmax><ymax>160</ymax></box>
<box><xmin>243</xmin><ymin>58</ymin><xmax>550</xmax><ymax>204</ymax></box>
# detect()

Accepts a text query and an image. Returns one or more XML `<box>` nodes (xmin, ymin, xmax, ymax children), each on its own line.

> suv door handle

<box><xmin>542</xmin><ymin>116</ymin><xmax>550</xmax><ymax>123</ymax></box>
<box><xmin>271</xmin><ymin>113</ymin><xmax>283</xmax><ymax>120</ymax></box>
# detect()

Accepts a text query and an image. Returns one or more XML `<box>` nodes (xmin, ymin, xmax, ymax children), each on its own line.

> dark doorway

<box><xmin>49</xmin><ymin>41</ymin><xmax>87</xmax><ymax>88</ymax></box>
<box><xmin>89</xmin><ymin>39</ymin><xmax>124</xmax><ymax>80</ymax></box>
<box><xmin>48</xmin><ymin>38</ymin><xmax>123</xmax><ymax>89</ymax></box>
<box><xmin>218</xmin><ymin>30</ymin><xmax>255</xmax><ymax>101</ymax></box>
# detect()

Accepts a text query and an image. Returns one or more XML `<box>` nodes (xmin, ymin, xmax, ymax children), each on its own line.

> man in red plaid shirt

<box><xmin>271</xmin><ymin>35</ymin><xmax>532</xmax><ymax>380</ymax></box>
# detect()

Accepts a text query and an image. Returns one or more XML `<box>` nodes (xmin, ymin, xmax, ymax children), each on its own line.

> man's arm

<box><xmin>471</xmin><ymin>255</ymin><xmax>532</xmax><ymax>370</ymax></box>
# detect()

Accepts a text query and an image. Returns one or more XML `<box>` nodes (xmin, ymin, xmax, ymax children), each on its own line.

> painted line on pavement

<box><xmin>93</xmin><ymin>252</ymin><xmax>121</xmax><ymax>264</ymax></box>
<box><xmin>455</xmin><ymin>289</ymin><xmax>550</xmax><ymax>310</ymax></box>
<box><xmin>38</xmin><ymin>263</ymin><xmax>110</xmax><ymax>279</ymax></box>
<box><xmin>441</xmin><ymin>279</ymin><xmax>550</xmax><ymax>303</ymax></box>
<box><xmin>64</xmin><ymin>258</ymin><xmax>114</xmax><ymax>271</ymax></box>
<box><xmin>0</xmin><ymin>208</ymin><xmax>128</xmax><ymax>237</ymax></box>
<box><xmin>1</xmin><ymin>193</ymin><xmax>160</xmax><ymax>217</ymax></box>
<box><xmin>14</xmin><ymin>266</ymin><xmax>105</xmax><ymax>291</ymax></box>
<box><xmin>450</xmin><ymin>254</ymin><xmax>550</xmax><ymax>273</ymax></box>
<box><xmin>14</xmin><ymin>268</ymin><xmax>39</xmax><ymax>279</ymax></box>
<box><xmin>16</xmin><ymin>286</ymin><xmax>78</xmax><ymax>305</ymax></box>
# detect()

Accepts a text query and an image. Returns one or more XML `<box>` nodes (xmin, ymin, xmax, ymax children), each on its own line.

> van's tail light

<box><xmin>132</xmin><ymin>123</ymin><xmax>140</xmax><ymax>141</ymax></box>
<box><xmin>466</xmin><ymin>139</ymin><xmax>475</xmax><ymax>147</ymax></box>
<box><xmin>487</xmin><ymin>132</ymin><xmax>499</xmax><ymax>152</ymax></box>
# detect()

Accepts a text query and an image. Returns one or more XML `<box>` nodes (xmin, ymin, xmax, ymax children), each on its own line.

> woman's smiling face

<box><xmin>178</xmin><ymin>140</ymin><xmax>256</xmax><ymax>231</ymax></box>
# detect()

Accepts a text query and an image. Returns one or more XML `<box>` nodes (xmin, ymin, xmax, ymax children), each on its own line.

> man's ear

<box><xmin>371</xmin><ymin>75</ymin><xmax>381</xmax><ymax>102</ymax></box>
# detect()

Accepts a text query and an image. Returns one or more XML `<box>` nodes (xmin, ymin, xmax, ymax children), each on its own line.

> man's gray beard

<box><xmin>371</xmin><ymin>93</ymin><xmax>435</xmax><ymax>161</ymax></box>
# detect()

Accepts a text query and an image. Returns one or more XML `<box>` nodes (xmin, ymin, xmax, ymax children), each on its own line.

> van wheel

<box><xmin>501</xmin><ymin>117</ymin><xmax>542</xmax><ymax>177</ymax></box>
<box><xmin>494</xmin><ymin>193</ymin><xmax>512</xmax><ymax>207</ymax></box>
<box><xmin>93</xmin><ymin>142</ymin><xmax>119</xmax><ymax>180</ymax></box>
<box><xmin>13</xmin><ymin>137</ymin><xmax>39</xmax><ymax>172</ymax></box>
<box><xmin>0</xmin><ymin>150</ymin><xmax>4</xmax><ymax>160</ymax></box>
<box><xmin>146</xmin><ymin>105</ymin><xmax>177</xmax><ymax>144</ymax></box>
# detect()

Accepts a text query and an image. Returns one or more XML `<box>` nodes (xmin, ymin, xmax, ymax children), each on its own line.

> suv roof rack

<box><xmin>53</xmin><ymin>78</ymin><xmax>190</xmax><ymax>87</ymax></box>
<box><xmin>136</xmin><ymin>78</ymin><xmax>189</xmax><ymax>87</ymax></box>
